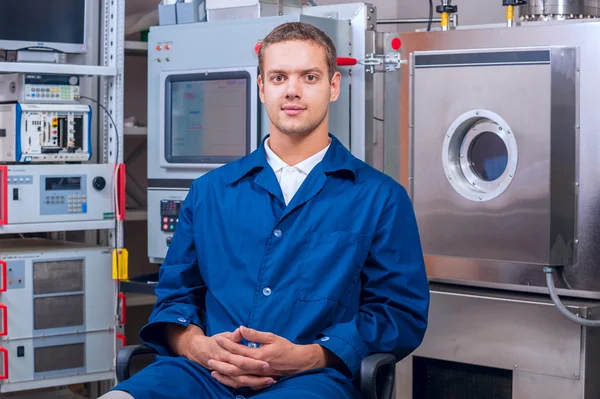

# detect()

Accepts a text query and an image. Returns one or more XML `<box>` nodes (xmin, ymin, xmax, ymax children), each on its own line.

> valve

<box><xmin>436</xmin><ymin>0</ymin><xmax>458</xmax><ymax>31</ymax></box>
<box><xmin>503</xmin><ymin>0</ymin><xmax>527</xmax><ymax>27</ymax></box>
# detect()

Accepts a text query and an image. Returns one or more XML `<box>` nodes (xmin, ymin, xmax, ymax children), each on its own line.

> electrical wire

<box><xmin>544</xmin><ymin>266</ymin><xmax>600</xmax><ymax>327</ymax></box>
<box><xmin>77</xmin><ymin>95</ymin><xmax>121</xmax><ymax>301</ymax></box>
<box><xmin>427</xmin><ymin>0</ymin><xmax>433</xmax><ymax>31</ymax></box>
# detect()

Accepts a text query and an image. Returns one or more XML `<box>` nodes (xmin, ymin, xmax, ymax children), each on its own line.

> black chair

<box><xmin>116</xmin><ymin>345</ymin><xmax>396</xmax><ymax>399</ymax></box>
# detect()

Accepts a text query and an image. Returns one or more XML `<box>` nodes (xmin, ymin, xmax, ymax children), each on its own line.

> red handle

<box><xmin>0</xmin><ymin>347</ymin><xmax>7</xmax><ymax>380</ymax></box>
<box><xmin>0</xmin><ymin>261</ymin><xmax>6</xmax><ymax>293</ymax></box>
<box><xmin>337</xmin><ymin>57</ymin><xmax>358</xmax><ymax>66</ymax></box>
<box><xmin>0</xmin><ymin>304</ymin><xmax>7</xmax><ymax>337</ymax></box>
<box><xmin>116</xmin><ymin>164</ymin><xmax>126</xmax><ymax>221</ymax></box>
<box><xmin>118</xmin><ymin>292</ymin><xmax>127</xmax><ymax>325</ymax></box>
<box><xmin>116</xmin><ymin>333</ymin><xmax>126</xmax><ymax>347</ymax></box>
<box><xmin>0</xmin><ymin>166</ymin><xmax>7</xmax><ymax>225</ymax></box>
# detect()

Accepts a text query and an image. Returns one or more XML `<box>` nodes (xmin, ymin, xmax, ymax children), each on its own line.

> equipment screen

<box><xmin>0</xmin><ymin>0</ymin><xmax>86</xmax><ymax>45</ymax></box>
<box><xmin>45</xmin><ymin>177</ymin><xmax>81</xmax><ymax>191</ymax></box>
<box><xmin>161</xmin><ymin>200</ymin><xmax>181</xmax><ymax>217</ymax></box>
<box><xmin>165</xmin><ymin>71</ymin><xmax>250</xmax><ymax>164</ymax></box>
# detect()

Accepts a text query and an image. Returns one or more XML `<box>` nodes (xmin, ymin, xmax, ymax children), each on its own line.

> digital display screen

<box><xmin>45</xmin><ymin>177</ymin><xmax>81</xmax><ymax>191</ymax></box>
<box><xmin>161</xmin><ymin>200</ymin><xmax>181</xmax><ymax>217</ymax></box>
<box><xmin>0</xmin><ymin>1</ymin><xmax>85</xmax><ymax>45</ymax></box>
<box><xmin>167</xmin><ymin>74</ymin><xmax>249</xmax><ymax>162</ymax></box>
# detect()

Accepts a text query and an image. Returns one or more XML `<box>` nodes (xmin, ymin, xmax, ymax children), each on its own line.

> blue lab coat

<box><xmin>113</xmin><ymin>134</ymin><xmax>429</xmax><ymax>399</ymax></box>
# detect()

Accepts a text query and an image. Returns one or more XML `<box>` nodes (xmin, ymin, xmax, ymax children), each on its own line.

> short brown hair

<box><xmin>258</xmin><ymin>22</ymin><xmax>337</xmax><ymax>81</ymax></box>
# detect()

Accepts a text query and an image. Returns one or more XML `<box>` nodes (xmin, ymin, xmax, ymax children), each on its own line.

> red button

<box><xmin>254</xmin><ymin>42</ymin><xmax>262</xmax><ymax>55</ymax></box>
<box><xmin>163</xmin><ymin>224</ymin><xmax>168</xmax><ymax>230</ymax></box>
<box><xmin>165</xmin><ymin>44</ymin><xmax>171</xmax><ymax>50</ymax></box>
<box><xmin>163</xmin><ymin>217</ymin><xmax>168</xmax><ymax>223</ymax></box>
<box><xmin>391</xmin><ymin>37</ymin><xmax>402</xmax><ymax>50</ymax></box>
<box><xmin>156</xmin><ymin>45</ymin><xmax>162</xmax><ymax>51</ymax></box>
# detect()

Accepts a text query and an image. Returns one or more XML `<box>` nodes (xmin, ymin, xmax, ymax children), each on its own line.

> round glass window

<box><xmin>467</xmin><ymin>131</ymin><xmax>508</xmax><ymax>182</ymax></box>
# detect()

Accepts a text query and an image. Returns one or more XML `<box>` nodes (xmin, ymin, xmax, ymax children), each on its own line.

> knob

<box><xmin>92</xmin><ymin>176</ymin><xmax>106</xmax><ymax>191</ymax></box>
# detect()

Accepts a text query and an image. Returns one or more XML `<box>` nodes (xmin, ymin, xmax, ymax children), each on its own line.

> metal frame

<box><xmin>0</xmin><ymin>0</ymin><xmax>125</xmax><ymax>393</ymax></box>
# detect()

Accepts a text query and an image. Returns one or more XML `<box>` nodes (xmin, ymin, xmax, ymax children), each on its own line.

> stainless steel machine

<box><xmin>386</xmin><ymin>1</ymin><xmax>600</xmax><ymax>397</ymax></box>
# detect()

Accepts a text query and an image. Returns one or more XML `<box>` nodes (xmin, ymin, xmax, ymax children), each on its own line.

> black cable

<box><xmin>427</xmin><ymin>0</ymin><xmax>433</xmax><ymax>31</ymax></box>
<box><xmin>78</xmin><ymin>95</ymin><xmax>122</xmax><ymax>316</ymax></box>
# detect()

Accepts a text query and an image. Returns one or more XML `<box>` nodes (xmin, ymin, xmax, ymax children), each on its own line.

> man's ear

<box><xmin>258</xmin><ymin>74</ymin><xmax>266</xmax><ymax>104</ymax></box>
<box><xmin>329</xmin><ymin>71</ymin><xmax>341</xmax><ymax>102</ymax></box>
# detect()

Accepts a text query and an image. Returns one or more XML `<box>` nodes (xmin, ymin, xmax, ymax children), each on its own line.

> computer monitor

<box><xmin>0</xmin><ymin>0</ymin><xmax>88</xmax><ymax>53</ymax></box>
<box><xmin>164</xmin><ymin>70</ymin><xmax>251</xmax><ymax>164</ymax></box>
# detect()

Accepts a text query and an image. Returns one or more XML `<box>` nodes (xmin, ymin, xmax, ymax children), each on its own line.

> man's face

<box><xmin>258</xmin><ymin>40</ymin><xmax>341</xmax><ymax>137</ymax></box>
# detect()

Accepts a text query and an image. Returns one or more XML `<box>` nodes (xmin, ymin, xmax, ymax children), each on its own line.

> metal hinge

<box><xmin>362</xmin><ymin>52</ymin><xmax>406</xmax><ymax>73</ymax></box>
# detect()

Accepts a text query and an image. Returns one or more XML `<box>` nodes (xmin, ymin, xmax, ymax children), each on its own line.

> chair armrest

<box><xmin>116</xmin><ymin>344</ymin><xmax>158</xmax><ymax>383</ymax></box>
<box><xmin>360</xmin><ymin>353</ymin><xmax>396</xmax><ymax>399</ymax></box>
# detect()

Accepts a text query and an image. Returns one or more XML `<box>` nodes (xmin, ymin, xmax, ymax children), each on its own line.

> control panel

<box><xmin>148</xmin><ymin>190</ymin><xmax>188</xmax><ymax>263</ymax></box>
<box><xmin>40</xmin><ymin>176</ymin><xmax>88</xmax><ymax>215</ymax></box>
<box><xmin>160</xmin><ymin>199</ymin><xmax>181</xmax><ymax>232</ymax></box>
<box><xmin>0</xmin><ymin>103</ymin><xmax>92</xmax><ymax>163</ymax></box>
<box><xmin>5</xmin><ymin>261</ymin><xmax>25</xmax><ymax>290</ymax></box>
<box><xmin>0</xmin><ymin>74</ymin><xmax>80</xmax><ymax>104</ymax></box>
<box><xmin>1</xmin><ymin>164</ymin><xmax>115</xmax><ymax>228</ymax></box>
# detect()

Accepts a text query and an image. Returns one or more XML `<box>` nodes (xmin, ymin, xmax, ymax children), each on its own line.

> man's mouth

<box><xmin>282</xmin><ymin>105</ymin><xmax>306</xmax><ymax>116</ymax></box>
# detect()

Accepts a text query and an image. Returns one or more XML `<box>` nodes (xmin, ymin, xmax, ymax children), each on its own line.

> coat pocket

<box><xmin>297</xmin><ymin>231</ymin><xmax>370</xmax><ymax>306</ymax></box>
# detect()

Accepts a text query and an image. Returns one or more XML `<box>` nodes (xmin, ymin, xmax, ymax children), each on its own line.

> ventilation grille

<box><xmin>34</xmin><ymin>294</ymin><xmax>84</xmax><ymax>330</ymax></box>
<box><xmin>33</xmin><ymin>259</ymin><xmax>84</xmax><ymax>294</ymax></box>
<box><xmin>34</xmin><ymin>343</ymin><xmax>84</xmax><ymax>373</ymax></box>
<box><xmin>413</xmin><ymin>357</ymin><xmax>512</xmax><ymax>399</ymax></box>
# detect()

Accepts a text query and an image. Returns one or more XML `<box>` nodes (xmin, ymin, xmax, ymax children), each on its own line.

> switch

<box><xmin>13</xmin><ymin>188</ymin><xmax>18</xmax><ymax>200</ymax></box>
<box><xmin>17</xmin><ymin>346</ymin><xmax>24</xmax><ymax>357</ymax></box>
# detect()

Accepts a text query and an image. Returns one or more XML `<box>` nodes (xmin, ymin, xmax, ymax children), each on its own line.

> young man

<box><xmin>103</xmin><ymin>22</ymin><xmax>429</xmax><ymax>399</ymax></box>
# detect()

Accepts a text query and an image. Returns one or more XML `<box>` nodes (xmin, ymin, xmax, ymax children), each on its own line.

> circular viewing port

<box><xmin>442</xmin><ymin>110</ymin><xmax>518</xmax><ymax>202</ymax></box>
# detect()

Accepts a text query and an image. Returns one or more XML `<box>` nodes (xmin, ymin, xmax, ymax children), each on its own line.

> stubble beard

<box><xmin>273</xmin><ymin>107</ymin><xmax>328</xmax><ymax>137</ymax></box>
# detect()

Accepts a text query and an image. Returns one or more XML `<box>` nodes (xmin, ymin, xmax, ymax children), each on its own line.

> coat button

<box><xmin>273</xmin><ymin>229</ymin><xmax>282</xmax><ymax>237</ymax></box>
<box><xmin>263</xmin><ymin>287</ymin><xmax>272</xmax><ymax>296</ymax></box>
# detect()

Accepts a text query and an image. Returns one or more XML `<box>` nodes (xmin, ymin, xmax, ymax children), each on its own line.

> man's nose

<box><xmin>284</xmin><ymin>77</ymin><xmax>301</xmax><ymax>99</ymax></box>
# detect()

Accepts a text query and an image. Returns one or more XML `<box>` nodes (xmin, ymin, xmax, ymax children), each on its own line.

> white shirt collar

<box><xmin>264</xmin><ymin>137</ymin><xmax>331</xmax><ymax>175</ymax></box>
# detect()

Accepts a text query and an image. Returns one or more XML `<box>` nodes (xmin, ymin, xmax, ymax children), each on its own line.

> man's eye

<box><xmin>272</xmin><ymin>76</ymin><xmax>284</xmax><ymax>82</ymax></box>
<box><xmin>306</xmin><ymin>75</ymin><xmax>317</xmax><ymax>81</ymax></box>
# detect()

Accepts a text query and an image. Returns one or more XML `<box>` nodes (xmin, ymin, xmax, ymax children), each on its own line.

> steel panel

<box><xmin>397</xmin><ymin>20</ymin><xmax>600</xmax><ymax>295</ymax></box>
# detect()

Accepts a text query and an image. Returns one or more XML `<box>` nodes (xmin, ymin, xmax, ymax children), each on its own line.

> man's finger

<box><xmin>211</xmin><ymin>371</ymin><xmax>241</xmax><ymax>389</ymax></box>
<box><xmin>210</xmin><ymin>371</ymin><xmax>275</xmax><ymax>391</ymax></box>
<box><xmin>215</xmin><ymin>336</ymin><xmax>259</xmax><ymax>358</ymax></box>
<box><xmin>226</xmin><ymin>353</ymin><xmax>270</xmax><ymax>373</ymax></box>
<box><xmin>217</xmin><ymin>330</ymin><xmax>242</xmax><ymax>343</ymax></box>
<box><xmin>239</xmin><ymin>326</ymin><xmax>276</xmax><ymax>344</ymax></box>
<box><xmin>207</xmin><ymin>360</ymin><xmax>245</xmax><ymax>377</ymax></box>
<box><xmin>230</xmin><ymin>328</ymin><xmax>243</xmax><ymax>342</ymax></box>
<box><xmin>235</xmin><ymin>374</ymin><xmax>276</xmax><ymax>390</ymax></box>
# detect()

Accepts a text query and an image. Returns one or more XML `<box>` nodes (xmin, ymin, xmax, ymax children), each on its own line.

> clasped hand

<box><xmin>193</xmin><ymin>326</ymin><xmax>324</xmax><ymax>390</ymax></box>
